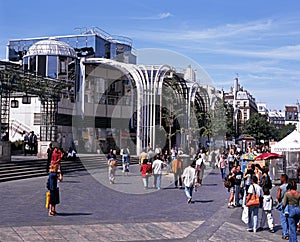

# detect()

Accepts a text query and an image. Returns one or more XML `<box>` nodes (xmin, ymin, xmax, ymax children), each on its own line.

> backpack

<box><xmin>123</xmin><ymin>148</ymin><xmax>127</xmax><ymax>155</ymax></box>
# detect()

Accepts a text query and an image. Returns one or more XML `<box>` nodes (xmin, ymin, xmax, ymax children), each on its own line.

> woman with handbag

<box><xmin>47</xmin><ymin>164</ymin><xmax>62</xmax><ymax>216</ymax></box>
<box><xmin>246</xmin><ymin>176</ymin><xmax>263</xmax><ymax>232</ymax></box>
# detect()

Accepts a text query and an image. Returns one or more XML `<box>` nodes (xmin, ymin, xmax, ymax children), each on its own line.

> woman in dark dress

<box><xmin>47</xmin><ymin>165</ymin><xmax>62</xmax><ymax>216</ymax></box>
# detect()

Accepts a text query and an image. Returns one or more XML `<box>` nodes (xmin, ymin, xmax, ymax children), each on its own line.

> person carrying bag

<box><xmin>245</xmin><ymin>176</ymin><xmax>263</xmax><ymax>232</ymax></box>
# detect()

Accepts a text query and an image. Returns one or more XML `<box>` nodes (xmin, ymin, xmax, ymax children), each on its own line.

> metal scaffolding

<box><xmin>0</xmin><ymin>61</ymin><xmax>73</xmax><ymax>141</ymax></box>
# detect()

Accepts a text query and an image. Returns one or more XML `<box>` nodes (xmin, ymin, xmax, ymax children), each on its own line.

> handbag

<box><xmin>246</xmin><ymin>185</ymin><xmax>260</xmax><ymax>207</ymax></box>
<box><xmin>45</xmin><ymin>191</ymin><xmax>50</xmax><ymax>209</ymax></box>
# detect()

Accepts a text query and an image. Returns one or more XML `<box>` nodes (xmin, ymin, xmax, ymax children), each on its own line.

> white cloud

<box><xmin>131</xmin><ymin>12</ymin><xmax>172</xmax><ymax>20</ymax></box>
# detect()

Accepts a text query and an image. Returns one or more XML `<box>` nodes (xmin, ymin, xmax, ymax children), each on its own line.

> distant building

<box><xmin>257</xmin><ymin>102</ymin><xmax>268</xmax><ymax>115</ymax></box>
<box><xmin>268</xmin><ymin>110</ymin><xmax>285</xmax><ymax>130</ymax></box>
<box><xmin>285</xmin><ymin>105</ymin><xmax>300</xmax><ymax>132</ymax></box>
<box><xmin>224</xmin><ymin>77</ymin><xmax>258</xmax><ymax>137</ymax></box>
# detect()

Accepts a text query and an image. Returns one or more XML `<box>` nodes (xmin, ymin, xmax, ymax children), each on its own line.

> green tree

<box><xmin>278</xmin><ymin>123</ymin><xmax>296</xmax><ymax>140</ymax></box>
<box><xmin>243</xmin><ymin>113</ymin><xmax>278</xmax><ymax>141</ymax></box>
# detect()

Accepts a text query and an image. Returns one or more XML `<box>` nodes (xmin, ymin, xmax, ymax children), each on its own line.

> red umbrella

<box><xmin>255</xmin><ymin>152</ymin><xmax>282</xmax><ymax>160</ymax></box>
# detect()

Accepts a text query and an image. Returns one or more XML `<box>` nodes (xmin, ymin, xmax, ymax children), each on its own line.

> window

<box><xmin>34</xmin><ymin>113</ymin><xmax>41</xmax><ymax>125</ymax></box>
<box><xmin>47</xmin><ymin>56</ymin><xmax>58</xmax><ymax>78</ymax></box>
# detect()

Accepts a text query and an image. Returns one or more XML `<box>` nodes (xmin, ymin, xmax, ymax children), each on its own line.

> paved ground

<box><xmin>0</xmin><ymin>164</ymin><xmax>296</xmax><ymax>241</ymax></box>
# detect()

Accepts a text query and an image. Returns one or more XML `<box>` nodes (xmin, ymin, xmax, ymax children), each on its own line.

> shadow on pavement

<box><xmin>202</xmin><ymin>183</ymin><xmax>218</xmax><ymax>186</ymax></box>
<box><xmin>57</xmin><ymin>212</ymin><xmax>93</xmax><ymax>217</ymax></box>
<box><xmin>193</xmin><ymin>200</ymin><xmax>214</xmax><ymax>203</ymax></box>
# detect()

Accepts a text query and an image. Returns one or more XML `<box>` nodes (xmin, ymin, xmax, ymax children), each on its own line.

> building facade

<box><xmin>224</xmin><ymin>77</ymin><xmax>258</xmax><ymax>137</ymax></box>
<box><xmin>2</xmin><ymin>28</ymin><xmax>212</xmax><ymax>155</ymax></box>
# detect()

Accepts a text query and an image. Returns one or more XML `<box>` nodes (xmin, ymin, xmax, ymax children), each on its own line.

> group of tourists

<box><xmin>23</xmin><ymin>131</ymin><xmax>38</xmax><ymax>155</ymax></box>
<box><xmin>219</xmin><ymin>145</ymin><xmax>300</xmax><ymax>241</ymax></box>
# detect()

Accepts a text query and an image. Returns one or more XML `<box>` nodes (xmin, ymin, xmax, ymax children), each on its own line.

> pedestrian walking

<box><xmin>195</xmin><ymin>154</ymin><xmax>205</xmax><ymax>189</ymax></box>
<box><xmin>46</xmin><ymin>143</ymin><xmax>53</xmax><ymax>173</ymax></box>
<box><xmin>172</xmin><ymin>156</ymin><xmax>183</xmax><ymax>188</ymax></box>
<box><xmin>257</xmin><ymin>188</ymin><xmax>275</xmax><ymax>233</ymax></box>
<box><xmin>120</xmin><ymin>147</ymin><xmax>130</xmax><ymax>173</ymax></box>
<box><xmin>108</xmin><ymin>157</ymin><xmax>117</xmax><ymax>184</ymax></box>
<box><xmin>218</xmin><ymin>155</ymin><xmax>227</xmax><ymax>181</ymax></box>
<box><xmin>276</xmin><ymin>174</ymin><xmax>290</xmax><ymax>240</ymax></box>
<box><xmin>47</xmin><ymin>164</ymin><xmax>62</xmax><ymax>216</ymax></box>
<box><xmin>140</xmin><ymin>159</ymin><xmax>152</xmax><ymax>189</ymax></box>
<box><xmin>182</xmin><ymin>163</ymin><xmax>196</xmax><ymax>204</ymax></box>
<box><xmin>283</xmin><ymin>180</ymin><xmax>300</xmax><ymax>242</ymax></box>
<box><xmin>246</xmin><ymin>176</ymin><xmax>263</xmax><ymax>233</ymax></box>
<box><xmin>152</xmin><ymin>155</ymin><xmax>165</xmax><ymax>190</ymax></box>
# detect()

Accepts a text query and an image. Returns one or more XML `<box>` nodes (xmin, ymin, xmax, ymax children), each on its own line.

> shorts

<box><xmin>230</xmin><ymin>187</ymin><xmax>235</xmax><ymax>194</ymax></box>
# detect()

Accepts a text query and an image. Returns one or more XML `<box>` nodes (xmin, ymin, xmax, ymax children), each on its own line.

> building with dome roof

<box><xmin>1</xmin><ymin>29</ymin><xmax>219</xmax><ymax>156</ymax></box>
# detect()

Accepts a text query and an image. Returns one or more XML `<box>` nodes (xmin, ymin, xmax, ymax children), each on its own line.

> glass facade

<box><xmin>8</xmin><ymin>33</ymin><xmax>136</xmax><ymax>64</ymax></box>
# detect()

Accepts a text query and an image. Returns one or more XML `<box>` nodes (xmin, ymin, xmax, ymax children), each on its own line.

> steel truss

<box><xmin>0</xmin><ymin>61</ymin><xmax>73</xmax><ymax>141</ymax></box>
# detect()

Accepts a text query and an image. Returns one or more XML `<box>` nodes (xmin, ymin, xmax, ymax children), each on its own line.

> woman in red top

<box><xmin>140</xmin><ymin>159</ymin><xmax>152</xmax><ymax>189</ymax></box>
<box><xmin>51</xmin><ymin>147</ymin><xmax>63</xmax><ymax>166</ymax></box>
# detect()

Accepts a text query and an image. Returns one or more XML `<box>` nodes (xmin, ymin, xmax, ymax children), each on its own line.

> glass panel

<box><xmin>47</xmin><ymin>56</ymin><xmax>58</xmax><ymax>78</ymax></box>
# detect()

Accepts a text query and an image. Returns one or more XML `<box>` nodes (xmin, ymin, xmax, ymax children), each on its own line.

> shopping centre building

<box><xmin>1</xmin><ymin>28</ymin><xmax>222</xmax><ymax>156</ymax></box>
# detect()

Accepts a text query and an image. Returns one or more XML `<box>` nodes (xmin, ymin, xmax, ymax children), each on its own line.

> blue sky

<box><xmin>1</xmin><ymin>0</ymin><xmax>300</xmax><ymax>110</ymax></box>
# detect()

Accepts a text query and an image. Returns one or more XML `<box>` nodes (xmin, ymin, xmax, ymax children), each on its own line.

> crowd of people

<box><xmin>106</xmin><ymin>145</ymin><xmax>208</xmax><ymax>204</ymax></box>
<box><xmin>218</xmin><ymin>145</ymin><xmax>300</xmax><ymax>241</ymax></box>
<box><xmin>45</xmin><ymin>141</ymin><xmax>299</xmax><ymax>241</ymax></box>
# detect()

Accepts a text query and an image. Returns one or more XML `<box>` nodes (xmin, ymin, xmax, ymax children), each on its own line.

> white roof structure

<box><xmin>24</xmin><ymin>39</ymin><xmax>77</xmax><ymax>58</ymax></box>
<box><xmin>272</xmin><ymin>130</ymin><xmax>300</xmax><ymax>152</ymax></box>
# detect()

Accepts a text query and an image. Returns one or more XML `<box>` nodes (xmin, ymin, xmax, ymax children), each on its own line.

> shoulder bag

<box><xmin>246</xmin><ymin>185</ymin><xmax>260</xmax><ymax>207</ymax></box>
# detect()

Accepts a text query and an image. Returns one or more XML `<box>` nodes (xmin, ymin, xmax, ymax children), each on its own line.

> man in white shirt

<box><xmin>152</xmin><ymin>155</ymin><xmax>165</xmax><ymax>189</ymax></box>
<box><xmin>182</xmin><ymin>163</ymin><xmax>196</xmax><ymax>204</ymax></box>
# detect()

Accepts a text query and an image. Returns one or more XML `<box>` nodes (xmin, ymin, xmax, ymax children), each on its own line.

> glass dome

<box><xmin>24</xmin><ymin>39</ymin><xmax>77</xmax><ymax>58</ymax></box>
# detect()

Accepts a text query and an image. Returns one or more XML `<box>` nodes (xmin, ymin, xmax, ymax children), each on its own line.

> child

<box><xmin>258</xmin><ymin>188</ymin><xmax>275</xmax><ymax>233</ymax></box>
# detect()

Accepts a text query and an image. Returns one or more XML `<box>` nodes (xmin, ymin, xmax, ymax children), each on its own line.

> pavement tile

<box><xmin>0</xmin><ymin>232</ymin><xmax>23</xmax><ymax>241</ymax></box>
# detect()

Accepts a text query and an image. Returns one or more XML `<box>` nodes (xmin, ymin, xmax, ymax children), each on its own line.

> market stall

<box><xmin>271</xmin><ymin>130</ymin><xmax>300</xmax><ymax>180</ymax></box>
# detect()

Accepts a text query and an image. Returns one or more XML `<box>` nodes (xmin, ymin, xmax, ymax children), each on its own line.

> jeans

<box><xmin>234</xmin><ymin>185</ymin><xmax>241</xmax><ymax>205</ymax></box>
<box><xmin>220</xmin><ymin>168</ymin><xmax>226</xmax><ymax>180</ymax></box>
<box><xmin>280</xmin><ymin>209</ymin><xmax>289</xmax><ymax>237</ymax></box>
<box><xmin>153</xmin><ymin>174</ymin><xmax>162</xmax><ymax>189</ymax></box>
<box><xmin>288</xmin><ymin>205</ymin><xmax>300</xmax><ymax>242</ymax></box>
<box><xmin>142</xmin><ymin>177</ymin><xmax>149</xmax><ymax>188</ymax></box>
<box><xmin>185</xmin><ymin>186</ymin><xmax>193</xmax><ymax>199</ymax></box>
<box><xmin>122</xmin><ymin>155</ymin><xmax>130</xmax><ymax>172</ymax></box>
<box><xmin>248</xmin><ymin>206</ymin><xmax>259</xmax><ymax>231</ymax></box>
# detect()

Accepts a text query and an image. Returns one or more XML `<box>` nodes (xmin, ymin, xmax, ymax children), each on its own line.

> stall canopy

<box><xmin>255</xmin><ymin>152</ymin><xmax>282</xmax><ymax>160</ymax></box>
<box><xmin>271</xmin><ymin>130</ymin><xmax>300</xmax><ymax>153</ymax></box>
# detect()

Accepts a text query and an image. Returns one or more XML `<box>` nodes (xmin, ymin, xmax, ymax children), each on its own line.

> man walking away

<box><xmin>172</xmin><ymin>156</ymin><xmax>183</xmax><ymax>188</ymax></box>
<box><xmin>182</xmin><ymin>163</ymin><xmax>196</xmax><ymax>204</ymax></box>
<box><xmin>121</xmin><ymin>147</ymin><xmax>130</xmax><ymax>173</ymax></box>
<box><xmin>152</xmin><ymin>155</ymin><xmax>165</xmax><ymax>190</ymax></box>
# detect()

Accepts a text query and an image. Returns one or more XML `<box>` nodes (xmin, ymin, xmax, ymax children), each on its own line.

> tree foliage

<box><xmin>243</xmin><ymin>113</ymin><xmax>278</xmax><ymax>141</ymax></box>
